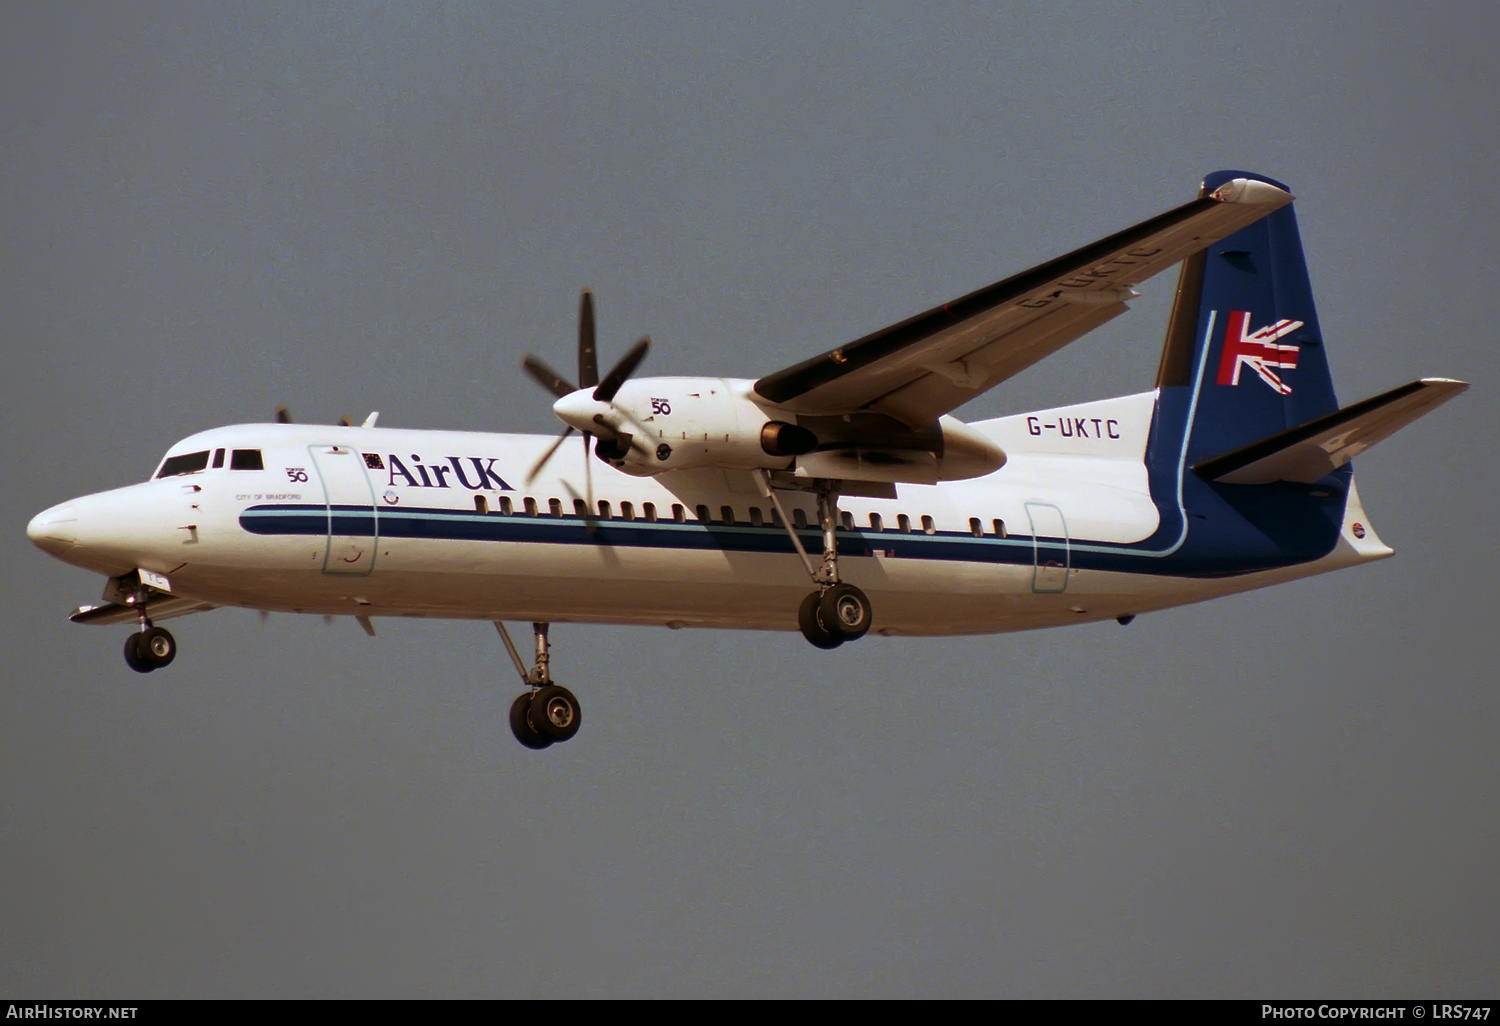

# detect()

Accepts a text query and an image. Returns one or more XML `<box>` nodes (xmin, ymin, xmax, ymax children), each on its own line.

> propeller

<box><xmin>274</xmin><ymin>406</ymin><xmax>355</xmax><ymax>427</ymax></box>
<box><xmin>522</xmin><ymin>290</ymin><xmax>651</xmax><ymax>493</ymax></box>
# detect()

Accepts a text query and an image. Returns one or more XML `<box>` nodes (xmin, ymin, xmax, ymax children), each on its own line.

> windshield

<box><xmin>155</xmin><ymin>450</ymin><xmax>210</xmax><ymax>478</ymax></box>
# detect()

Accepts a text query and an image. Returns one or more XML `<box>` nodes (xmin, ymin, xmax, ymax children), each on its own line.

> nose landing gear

<box><xmin>495</xmin><ymin>621</ymin><xmax>583</xmax><ymax>750</ymax></box>
<box><xmin>123</xmin><ymin>624</ymin><xmax>176</xmax><ymax>673</ymax></box>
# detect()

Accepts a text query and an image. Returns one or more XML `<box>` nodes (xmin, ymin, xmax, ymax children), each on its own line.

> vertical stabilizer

<box><xmin>1153</xmin><ymin>170</ymin><xmax>1339</xmax><ymax>468</ymax></box>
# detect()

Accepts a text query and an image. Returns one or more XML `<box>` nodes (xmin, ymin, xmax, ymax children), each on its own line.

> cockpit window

<box><xmin>230</xmin><ymin>449</ymin><xmax>264</xmax><ymax>470</ymax></box>
<box><xmin>156</xmin><ymin>450</ymin><xmax>211</xmax><ymax>478</ymax></box>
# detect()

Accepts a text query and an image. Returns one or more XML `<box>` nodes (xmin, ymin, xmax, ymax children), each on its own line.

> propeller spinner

<box><xmin>521</xmin><ymin>290</ymin><xmax>650</xmax><ymax>488</ymax></box>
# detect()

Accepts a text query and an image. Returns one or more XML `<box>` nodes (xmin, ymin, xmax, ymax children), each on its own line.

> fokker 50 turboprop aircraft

<box><xmin>27</xmin><ymin>171</ymin><xmax>1466</xmax><ymax>749</ymax></box>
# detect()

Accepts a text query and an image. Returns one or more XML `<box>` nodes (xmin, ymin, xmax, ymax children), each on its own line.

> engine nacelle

<box><xmin>551</xmin><ymin>376</ymin><xmax>1005</xmax><ymax>483</ymax></box>
<box><xmin>586</xmin><ymin>378</ymin><xmax>800</xmax><ymax>475</ymax></box>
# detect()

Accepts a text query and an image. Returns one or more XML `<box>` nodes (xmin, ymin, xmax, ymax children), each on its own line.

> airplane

<box><xmin>26</xmin><ymin>170</ymin><xmax>1467</xmax><ymax>750</ymax></box>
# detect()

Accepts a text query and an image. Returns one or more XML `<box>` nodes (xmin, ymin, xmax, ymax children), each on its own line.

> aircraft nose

<box><xmin>27</xmin><ymin>503</ymin><xmax>78</xmax><ymax>556</ymax></box>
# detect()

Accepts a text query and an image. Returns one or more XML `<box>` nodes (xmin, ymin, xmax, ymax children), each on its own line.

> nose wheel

<box><xmin>123</xmin><ymin>625</ymin><xmax>176</xmax><ymax>673</ymax></box>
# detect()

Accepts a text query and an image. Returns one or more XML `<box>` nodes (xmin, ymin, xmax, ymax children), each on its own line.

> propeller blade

<box><xmin>339</xmin><ymin>415</ymin><xmax>352</xmax><ymax>427</ymax></box>
<box><xmin>523</xmin><ymin>355</ymin><xmax>579</xmax><ymax>399</ymax></box>
<box><xmin>578</xmin><ymin>289</ymin><xmax>598</xmax><ymax>391</ymax></box>
<box><xmin>275</xmin><ymin>406</ymin><xmax>292</xmax><ymax>424</ymax></box>
<box><xmin>583</xmin><ymin>431</ymin><xmax>594</xmax><ymax>510</ymax></box>
<box><xmin>560</xmin><ymin>479</ymin><xmax>598</xmax><ymax>535</ymax></box>
<box><xmin>527</xmin><ymin>426</ymin><xmax>575</xmax><ymax>485</ymax></box>
<box><xmin>595</xmin><ymin>406</ymin><xmax>654</xmax><ymax>446</ymax></box>
<box><xmin>594</xmin><ymin>336</ymin><xmax>650</xmax><ymax>403</ymax></box>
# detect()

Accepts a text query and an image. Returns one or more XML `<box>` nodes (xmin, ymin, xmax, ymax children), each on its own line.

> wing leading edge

<box><xmin>753</xmin><ymin>177</ymin><xmax>1292</xmax><ymax>426</ymax></box>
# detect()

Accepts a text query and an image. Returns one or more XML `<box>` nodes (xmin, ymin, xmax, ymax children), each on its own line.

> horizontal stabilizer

<box><xmin>1193</xmin><ymin>378</ymin><xmax>1468</xmax><ymax>484</ymax></box>
<box><xmin>70</xmin><ymin>596</ymin><xmax>216</xmax><ymax>626</ymax></box>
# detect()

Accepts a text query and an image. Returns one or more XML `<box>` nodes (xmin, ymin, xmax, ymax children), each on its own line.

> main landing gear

<box><xmin>762</xmin><ymin>478</ymin><xmax>873</xmax><ymax>650</ymax></box>
<box><xmin>123</xmin><ymin>623</ymin><xmax>176</xmax><ymax>673</ymax></box>
<box><xmin>495</xmin><ymin>621</ymin><xmax>582</xmax><ymax>750</ymax></box>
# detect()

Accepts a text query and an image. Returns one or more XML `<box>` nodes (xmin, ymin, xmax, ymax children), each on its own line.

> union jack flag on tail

<box><xmin>1216</xmin><ymin>311</ymin><xmax>1304</xmax><ymax>394</ymax></box>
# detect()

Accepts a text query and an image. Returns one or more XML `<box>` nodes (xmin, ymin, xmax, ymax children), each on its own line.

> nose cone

<box><xmin>27</xmin><ymin>503</ymin><xmax>78</xmax><ymax>556</ymax></box>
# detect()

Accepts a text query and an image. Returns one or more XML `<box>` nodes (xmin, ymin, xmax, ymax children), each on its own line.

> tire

<box><xmin>509</xmin><ymin>692</ymin><xmax>552</xmax><ymax>750</ymax></box>
<box><xmin>123</xmin><ymin>633</ymin><xmax>155</xmax><ymax>674</ymax></box>
<box><xmin>529</xmin><ymin>685</ymin><xmax>582</xmax><ymax>743</ymax></box>
<box><xmin>798</xmin><ymin>591</ymin><xmax>844</xmax><ymax>649</ymax></box>
<box><xmin>819</xmin><ymin>583</ymin><xmax>871</xmax><ymax>640</ymax></box>
<box><xmin>139</xmin><ymin>626</ymin><xmax>176</xmax><ymax>668</ymax></box>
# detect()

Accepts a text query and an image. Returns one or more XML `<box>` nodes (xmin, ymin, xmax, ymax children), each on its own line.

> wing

<box><xmin>753</xmin><ymin>177</ymin><xmax>1293</xmax><ymax>426</ymax></box>
<box><xmin>70</xmin><ymin>596</ymin><xmax>216</xmax><ymax>626</ymax></box>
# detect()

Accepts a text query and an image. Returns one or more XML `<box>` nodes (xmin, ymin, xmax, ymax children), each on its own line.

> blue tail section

<box><xmin>1146</xmin><ymin>171</ymin><xmax>1350</xmax><ymax>573</ymax></box>
<box><xmin>1154</xmin><ymin>170</ymin><xmax>1341</xmax><ymax>465</ymax></box>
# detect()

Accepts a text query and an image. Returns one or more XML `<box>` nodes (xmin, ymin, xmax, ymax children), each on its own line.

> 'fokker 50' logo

<box><xmin>1216</xmin><ymin>310</ymin><xmax>1304</xmax><ymax>394</ymax></box>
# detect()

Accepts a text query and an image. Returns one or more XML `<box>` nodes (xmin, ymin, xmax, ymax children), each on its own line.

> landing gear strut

<box><xmin>761</xmin><ymin>477</ymin><xmax>873</xmax><ymax>649</ymax></box>
<box><xmin>495</xmin><ymin>621</ymin><xmax>582</xmax><ymax>750</ymax></box>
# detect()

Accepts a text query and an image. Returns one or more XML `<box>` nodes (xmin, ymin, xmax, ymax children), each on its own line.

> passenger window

<box><xmin>969</xmin><ymin>517</ymin><xmax>983</xmax><ymax>537</ymax></box>
<box><xmin>156</xmin><ymin>450</ymin><xmax>211</xmax><ymax>478</ymax></box>
<box><xmin>642</xmin><ymin>502</ymin><xmax>657</xmax><ymax>522</ymax></box>
<box><xmin>475</xmin><ymin>496</ymin><xmax>490</xmax><ymax>514</ymax></box>
<box><xmin>749</xmin><ymin>507</ymin><xmax>764</xmax><ymax>527</ymax></box>
<box><xmin>720</xmin><ymin>505</ymin><xmax>735</xmax><ymax>525</ymax></box>
<box><xmin>619</xmin><ymin>502</ymin><xmax>634</xmax><ymax>521</ymax></box>
<box><xmin>793</xmin><ymin>508</ymin><xmax>808</xmax><ymax>529</ymax></box>
<box><xmin>549</xmin><ymin>498</ymin><xmax>563</xmax><ymax>516</ymax></box>
<box><xmin>672</xmin><ymin>504</ymin><xmax>686</xmax><ymax>523</ymax></box>
<box><xmin>230</xmin><ymin>449</ymin><xmax>264</xmax><ymax>471</ymax></box>
<box><xmin>869</xmin><ymin>513</ymin><xmax>883</xmax><ymax>531</ymax></box>
<box><xmin>695</xmin><ymin>504</ymin><xmax>712</xmax><ymax>523</ymax></box>
<box><xmin>598</xmin><ymin>501</ymin><xmax>612</xmax><ymax>520</ymax></box>
<box><xmin>524</xmin><ymin>497</ymin><xmax>538</xmax><ymax>516</ymax></box>
<box><xmin>840</xmin><ymin>511</ymin><xmax>854</xmax><ymax>531</ymax></box>
<box><xmin>921</xmin><ymin>515</ymin><xmax>936</xmax><ymax>535</ymax></box>
<box><xmin>770</xmin><ymin>508</ymin><xmax>784</xmax><ymax>527</ymax></box>
<box><xmin>897</xmin><ymin>513</ymin><xmax>912</xmax><ymax>533</ymax></box>
<box><xmin>573</xmin><ymin>498</ymin><xmax>589</xmax><ymax>517</ymax></box>
<box><xmin>500</xmin><ymin>496</ymin><xmax>513</xmax><ymax>515</ymax></box>
<box><xmin>992</xmin><ymin>518</ymin><xmax>1006</xmax><ymax>537</ymax></box>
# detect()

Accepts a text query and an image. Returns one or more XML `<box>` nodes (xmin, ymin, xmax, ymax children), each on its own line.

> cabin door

<box><xmin>308</xmin><ymin>444</ymin><xmax>378</xmax><ymax>576</ymax></box>
<box><xmin>1025</xmin><ymin>502</ymin><xmax>1070</xmax><ymax>594</ymax></box>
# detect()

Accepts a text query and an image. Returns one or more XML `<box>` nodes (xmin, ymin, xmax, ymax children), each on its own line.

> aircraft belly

<box><xmin>164</xmin><ymin>536</ymin><xmax>1279</xmax><ymax>636</ymax></box>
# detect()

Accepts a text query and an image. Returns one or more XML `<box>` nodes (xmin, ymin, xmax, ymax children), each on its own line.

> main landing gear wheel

<box><xmin>820</xmin><ymin>583</ymin><xmax>872</xmax><ymax>640</ymax></box>
<box><xmin>123</xmin><ymin>626</ymin><xmax>176</xmax><ymax>673</ymax></box>
<box><xmin>798</xmin><ymin>592</ymin><xmax>844</xmax><ymax>649</ymax></box>
<box><xmin>763</xmin><ymin>478</ymin><xmax>876</xmax><ymax>650</ymax></box>
<box><xmin>530</xmin><ymin>684</ymin><xmax>582</xmax><ymax>743</ymax></box>
<box><xmin>509</xmin><ymin>692</ymin><xmax>553</xmax><ymax>750</ymax></box>
<box><xmin>495</xmin><ymin>622</ymin><xmax>584</xmax><ymax>750</ymax></box>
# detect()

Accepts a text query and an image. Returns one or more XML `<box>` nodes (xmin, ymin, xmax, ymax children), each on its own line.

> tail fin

<box><xmin>1153</xmin><ymin>170</ymin><xmax>1339</xmax><ymax>468</ymax></box>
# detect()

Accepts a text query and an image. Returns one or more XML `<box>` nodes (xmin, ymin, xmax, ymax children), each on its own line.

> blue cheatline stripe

<box><xmin>238</xmin><ymin>492</ymin><xmax>1300</xmax><ymax>580</ymax></box>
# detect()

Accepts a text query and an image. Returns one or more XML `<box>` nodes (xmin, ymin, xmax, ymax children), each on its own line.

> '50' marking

<box><xmin>286</xmin><ymin>467</ymin><xmax>309</xmax><ymax>483</ymax></box>
<box><xmin>650</xmin><ymin>398</ymin><xmax>672</xmax><ymax>416</ymax></box>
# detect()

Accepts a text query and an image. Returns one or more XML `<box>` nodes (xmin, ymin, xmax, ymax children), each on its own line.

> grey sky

<box><xmin>3</xmin><ymin>1</ymin><xmax>1495</xmax><ymax>997</ymax></box>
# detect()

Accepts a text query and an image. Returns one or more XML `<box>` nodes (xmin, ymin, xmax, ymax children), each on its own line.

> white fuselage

<box><xmin>27</xmin><ymin>392</ymin><xmax>1392</xmax><ymax>637</ymax></box>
